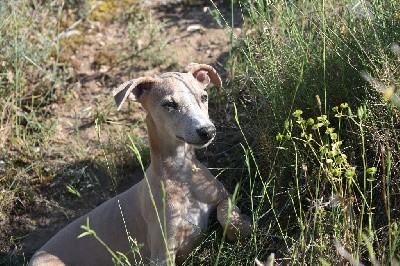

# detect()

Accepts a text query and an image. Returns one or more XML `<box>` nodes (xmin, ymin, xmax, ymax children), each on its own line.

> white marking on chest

<box><xmin>185</xmin><ymin>201</ymin><xmax>211</xmax><ymax>230</ymax></box>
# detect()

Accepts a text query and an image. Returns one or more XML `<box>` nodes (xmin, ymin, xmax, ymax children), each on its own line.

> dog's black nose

<box><xmin>196</xmin><ymin>126</ymin><xmax>216</xmax><ymax>141</ymax></box>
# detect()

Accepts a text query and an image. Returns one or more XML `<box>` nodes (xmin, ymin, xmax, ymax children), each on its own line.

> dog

<box><xmin>29</xmin><ymin>63</ymin><xmax>251</xmax><ymax>265</ymax></box>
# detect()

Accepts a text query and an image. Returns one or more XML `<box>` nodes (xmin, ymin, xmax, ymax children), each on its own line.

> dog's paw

<box><xmin>225</xmin><ymin>211</ymin><xmax>252</xmax><ymax>241</ymax></box>
<box><xmin>239</xmin><ymin>213</ymin><xmax>252</xmax><ymax>237</ymax></box>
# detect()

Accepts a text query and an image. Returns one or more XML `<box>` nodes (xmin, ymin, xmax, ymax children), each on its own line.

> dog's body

<box><xmin>30</xmin><ymin>63</ymin><xmax>251</xmax><ymax>265</ymax></box>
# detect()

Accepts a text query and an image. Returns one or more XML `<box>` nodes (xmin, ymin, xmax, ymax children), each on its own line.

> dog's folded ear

<box><xmin>185</xmin><ymin>62</ymin><xmax>222</xmax><ymax>88</ymax></box>
<box><xmin>113</xmin><ymin>77</ymin><xmax>155</xmax><ymax>111</ymax></box>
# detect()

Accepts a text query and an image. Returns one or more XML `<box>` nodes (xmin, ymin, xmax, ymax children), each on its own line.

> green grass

<box><xmin>202</xmin><ymin>0</ymin><xmax>400</xmax><ymax>264</ymax></box>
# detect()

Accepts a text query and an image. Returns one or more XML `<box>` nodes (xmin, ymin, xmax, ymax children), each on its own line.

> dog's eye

<box><xmin>201</xmin><ymin>94</ymin><xmax>208</xmax><ymax>102</ymax></box>
<box><xmin>163</xmin><ymin>101</ymin><xmax>178</xmax><ymax>110</ymax></box>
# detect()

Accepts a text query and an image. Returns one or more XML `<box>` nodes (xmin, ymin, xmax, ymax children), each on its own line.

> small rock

<box><xmin>58</xmin><ymin>30</ymin><xmax>80</xmax><ymax>39</ymax></box>
<box><xmin>72</xmin><ymin>90</ymin><xmax>79</xmax><ymax>99</ymax></box>
<box><xmin>0</xmin><ymin>160</ymin><xmax>5</xmax><ymax>172</ymax></box>
<box><xmin>187</xmin><ymin>24</ymin><xmax>204</xmax><ymax>32</ymax></box>
<box><xmin>99</xmin><ymin>65</ymin><xmax>109</xmax><ymax>73</ymax></box>
<box><xmin>50</xmin><ymin>103</ymin><xmax>59</xmax><ymax>110</ymax></box>
<box><xmin>136</xmin><ymin>39</ymin><xmax>143</xmax><ymax>51</ymax></box>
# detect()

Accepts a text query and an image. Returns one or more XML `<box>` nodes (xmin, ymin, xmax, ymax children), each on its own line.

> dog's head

<box><xmin>113</xmin><ymin>63</ymin><xmax>222</xmax><ymax>148</ymax></box>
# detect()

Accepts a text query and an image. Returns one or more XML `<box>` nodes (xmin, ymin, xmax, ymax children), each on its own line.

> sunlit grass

<box><xmin>210</xmin><ymin>0</ymin><xmax>400</xmax><ymax>265</ymax></box>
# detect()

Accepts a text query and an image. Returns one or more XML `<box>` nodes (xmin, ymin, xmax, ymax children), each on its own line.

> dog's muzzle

<box><xmin>196</xmin><ymin>125</ymin><xmax>216</xmax><ymax>143</ymax></box>
<box><xmin>176</xmin><ymin>125</ymin><xmax>216</xmax><ymax>147</ymax></box>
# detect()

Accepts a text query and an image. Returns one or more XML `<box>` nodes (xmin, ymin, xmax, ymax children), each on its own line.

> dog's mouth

<box><xmin>176</xmin><ymin>135</ymin><xmax>213</xmax><ymax>148</ymax></box>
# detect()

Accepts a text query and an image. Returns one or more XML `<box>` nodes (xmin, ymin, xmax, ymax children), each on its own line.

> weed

<box><xmin>127</xmin><ymin>7</ymin><xmax>172</xmax><ymax>68</ymax></box>
<box><xmin>217</xmin><ymin>0</ymin><xmax>400</xmax><ymax>264</ymax></box>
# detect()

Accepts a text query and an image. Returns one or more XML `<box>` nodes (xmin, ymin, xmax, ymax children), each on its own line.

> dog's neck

<box><xmin>146</xmin><ymin>114</ymin><xmax>197</xmax><ymax>180</ymax></box>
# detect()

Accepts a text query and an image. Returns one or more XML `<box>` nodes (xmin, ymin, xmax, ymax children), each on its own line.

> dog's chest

<box><xmin>166</xmin><ymin>178</ymin><xmax>213</xmax><ymax>230</ymax></box>
<box><xmin>184</xmin><ymin>199</ymin><xmax>212</xmax><ymax>230</ymax></box>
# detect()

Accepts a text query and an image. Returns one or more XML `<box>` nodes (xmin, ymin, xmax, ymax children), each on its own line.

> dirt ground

<box><xmin>0</xmin><ymin>0</ymin><xmax>243</xmax><ymax>264</ymax></box>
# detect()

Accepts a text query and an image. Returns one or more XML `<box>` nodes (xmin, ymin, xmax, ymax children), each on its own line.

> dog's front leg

<box><xmin>148</xmin><ymin>227</ymin><xmax>176</xmax><ymax>266</ymax></box>
<box><xmin>216</xmin><ymin>198</ymin><xmax>252</xmax><ymax>241</ymax></box>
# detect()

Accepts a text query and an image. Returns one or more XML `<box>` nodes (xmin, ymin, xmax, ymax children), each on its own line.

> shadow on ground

<box><xmin>1</xmin><ymin>160</ymin><xmax>144</xmax><ymax>265</ymax></box>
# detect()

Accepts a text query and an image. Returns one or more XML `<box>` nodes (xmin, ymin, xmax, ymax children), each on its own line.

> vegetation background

<box><xmin>0</xmin><ymin>0</ymin><xmax>399</xmax><ymax>265</ymax></box>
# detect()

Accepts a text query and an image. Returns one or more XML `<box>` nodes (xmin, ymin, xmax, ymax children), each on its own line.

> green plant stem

<box><xmin>127</xmin><ymin>135</ymin><xmax>173</xmax><ymax>265</ymax></box>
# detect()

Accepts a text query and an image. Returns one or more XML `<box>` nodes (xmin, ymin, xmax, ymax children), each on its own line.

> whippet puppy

<box><xmin>29</xmin><ymin>63</ymin><xmax>251</xmax><ymax>265</ymax></box>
